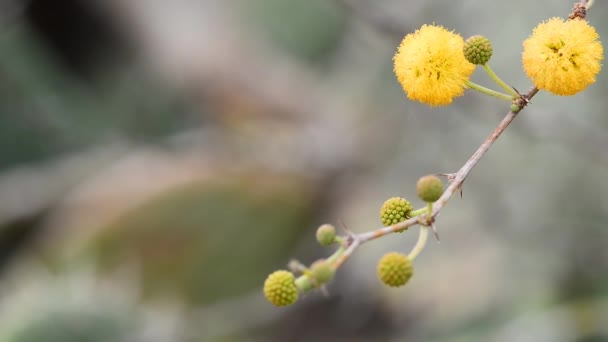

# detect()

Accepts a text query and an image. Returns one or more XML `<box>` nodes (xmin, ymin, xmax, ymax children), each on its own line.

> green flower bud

<box><xmin>316</xmin><ymin>224</ymin><xmax>337</xmax><ymax>246</ymax></box>
<box><xmin>377</xmin><ymin>252</ymin><xmax>413</xmax><ymax>287</ymax></box>
<box><xmin>379</xmin><ymin>197</ymin><xmax>413</xmax><ymax>230</ymax></box>
<box><xmin>310</xmin><ymin>260</ymin><xmax>335</xmax><ymax>286</ymax></box>
<box><xmin>416</xmin><ymin>175</ymin><xmax>444</xmax><ymax>202</ymax></box>
<box><xmin>463</xmin><ymin>35</ymin><xmax>493</xmax><ymax>65</ymax></box>
<box><xmin>263</xmin><ymin>270</ymin><xmax>299</xmax><ymax>306</ymax></box>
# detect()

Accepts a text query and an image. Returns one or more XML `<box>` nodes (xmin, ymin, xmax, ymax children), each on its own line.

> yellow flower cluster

<box><xmin>394</xmin><ymin>25</ymin><xmax>475</xmax><ymax>106</ymax></box>
<box><xmin>522</xmin><ymin>18</ymin><xmax>603</xmax><ymax>95</ymax></box>
<box><xmin>394</xmin><ymin>18</ymin><xmax>603</xmax><ymax>105</ymax></box>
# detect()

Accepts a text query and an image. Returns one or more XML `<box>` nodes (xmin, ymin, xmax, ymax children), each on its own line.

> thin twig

<box><xmin>336</xmin><ymin>86</ymin><xmax>539</xmax><ymax>265</ymax></box>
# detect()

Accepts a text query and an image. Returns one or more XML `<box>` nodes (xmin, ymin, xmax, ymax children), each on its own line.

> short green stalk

<box><xmin>295</xmin><ymin>275</ymin><xmax>313</xmax><ymax>292</ymax></box>
<box><xmin>408</xmin><ymin>227</ymin><xmax>429</xmax><ymax>260</ymax></box>
<box><xmin>466</xmin><ymin>80</ymin><xmax>514</xmax><ymax>101</ymax></box>
<box><xmin>483</xmin><ymin>64</ymin><xmax>518</xmax><ymax>97</ymax></box>
<box><xmin>334</xmin><ymin>236</ymin><xmax>346</xmax><ymax>244</ymax></box>
<box><xmin>410</xmin><ymin>207</ymin><xmax>428</xmax><ymax>217</ymax></box>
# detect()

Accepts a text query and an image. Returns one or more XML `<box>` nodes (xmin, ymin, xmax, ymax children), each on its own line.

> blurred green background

<box><xmin>1</xmin><ymin>0</ymin><xmax>607</xmax><ymax>341</ymax></box>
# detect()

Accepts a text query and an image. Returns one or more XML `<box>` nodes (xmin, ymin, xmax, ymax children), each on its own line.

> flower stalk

<box><xmin>466</xmin><ymin>81</ymin><xmax>514</xmax><ymax>101</ymax></box>
<box><xmin>408</xmin><ymin>227</ymin><xmax>429</xmax><ymax>260</ymax></box>
<box><xmin>483</xmin><ymin>64</ymin><xmax>518</xmax><ymax>97</ymax></box>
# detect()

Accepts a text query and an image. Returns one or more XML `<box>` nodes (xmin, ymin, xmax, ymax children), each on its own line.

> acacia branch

<box><xmin>326</xmin><ymin>0</ymin><xmax>590</xmax><ymax>276</ymax></box>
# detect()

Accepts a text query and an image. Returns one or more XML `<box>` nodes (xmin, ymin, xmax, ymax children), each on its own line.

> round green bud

<box><xmin>310</xmin><ymin>260</ymin><xmax>335</xmax><ymax>285</ymax></box>
<box><xmin>377</xmin><ymin>252</ymin><xmax>413</xmax><ymax>287</ymax></box>
<box><xmin>316</xmin><ymin>224</ymin><xmax>336</xmax><ymax>246</ymax></box>
<box><xmin>379</xmin><ymin>197</ymin><xmax>413</xmax><ymax>229</ymax></box>
<box><xmin>463</xmin><ymin>35</ymin><xmax>493</xmax><ymax>65</ymax></box>
<box><xmin>510</xmin><ymin>103</ymin><xmax>520</xmax><ymax>113</ymax></box>
<box><xmin>263</xmin><ymin>270</ymin><xmax>299</xmax><ymax>306</ymax></box>
<box><xmin>416</xmin><ymin>175</ymin><xmax>444</xmax><ymax>202</ymax></box>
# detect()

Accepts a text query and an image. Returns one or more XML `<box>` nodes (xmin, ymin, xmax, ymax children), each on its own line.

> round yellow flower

<box><xmin>522</xmin><ymin>18</ymin><xmax>603</xmax><ymax>96</ymax></box>
<box><xmin>394</xmin><ymin>25</ymin><xmax>475</xmax><ymax>106</ymax></box>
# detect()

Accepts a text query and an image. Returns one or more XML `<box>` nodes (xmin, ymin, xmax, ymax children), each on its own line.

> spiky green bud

<box><xmin>316</xmin><ymin>224</ymin><xmax>337</xmax><ymax>246</ymax></box>
<box><xmin>416</xmin><ymin>175</ymin><xmax>444</xmax><ymax>202</ymax></box>
<box><xmin>379</xmin><ymin>197</ymin><xmax>413</xmax><ymax>229</ymax></box>
<box><xmin>464</xmin><ymin>35</ymin><xmax>493</xmax><ymax>65</ymax></box>
<box><xmin>263</xmin><ymin>270</ymin><xmax>299</xmax><ymax>306</ymax></box>
<box><xmin>377</xmin><ymin>252</ymin><xmax>413</xmax><ymax>287</ymax></box>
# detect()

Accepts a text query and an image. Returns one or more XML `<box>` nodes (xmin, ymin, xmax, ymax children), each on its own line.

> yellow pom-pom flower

<box><xmin>263</xmin><ymin>270</ymin><xmax>299</xmax><ymax>306</ymax></box>
<box><xmin>377</xmin><ymin>252</ymin><xmax>413</xmax><ymax>287</ymax></box>
<box><xmin>394</xmin><ymin>24</ymin><xmax>476</xmax><ymax>106</ymax></box>
<box><xmin>522</xmin><ymin>18</ymin><xmax>603</xmax><ymax>96</ymax></box>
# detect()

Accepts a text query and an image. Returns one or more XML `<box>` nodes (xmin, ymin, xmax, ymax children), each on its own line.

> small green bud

<box><xmin>377</xmin><ymin>252</ymin><xmax>413</xmax><ymax>287</ymax></box>
<box><xmin>264</xmin><ymin>270</ymin><xmax>299</xmax><ymax>306</ymax></box>
<box><xmin>316</xmin><ymin>224</ymin><xmax>337</xmax><ymax>246</ymax></box>
<box><xmin>379</xmin><ymin>197</ymin><xmax>413</xmax><ymax>230</ymax></box>
<box><xmin>310</xmin><ymin>260</ymin><xmax>335</xmax><ymax>286</ymax></box>
<box><xmin>416</xmin><ymin>175</ymin><xmax>444</xmax><ymax>202</ymax></box>
<box><xmin>510</xmin><ymin>103</ymin><xmax>520</xmax><ymax>112</ymax></box>
<box><xmin>463</xmin><ymin>35</ymin><xmax>493</xmax><ymax>65</ymax></box>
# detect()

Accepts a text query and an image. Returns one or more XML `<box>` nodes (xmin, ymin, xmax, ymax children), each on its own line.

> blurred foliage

<box><xmin>0</xmin><ymin>264</ymin><xmax>144</xmax><ymax>342</ymax></box>
<box><xmin>62</xmin><ymin>177</ymin><xmax>316</xmax><ymax>306</ymax></box>
<box><xmin>0</xmin><ymin>26</ymin><xmax>194</xmax><ymax>169</ymax></box>
<box><xmin>238</xmin><ymin>0</ymin><xmax>346</xmax><ymax>65</ymax></box>
<box><xmin>8</xmin><ymin>310</ymin><xmax>130</xmax><ymax>342</ymax></box>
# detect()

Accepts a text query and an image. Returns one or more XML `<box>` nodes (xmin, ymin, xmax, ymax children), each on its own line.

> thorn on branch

<box><xmin>436</xmin><ymin>173</ymin><xmax>456</xmax><ymax>182</ymax></box>
<box><xmin>512</xmin><ymin>86</ymin><xmax>520</xmax><ymax>95</ymax></box>
<box><xmin>511</xmin><ymin>87</ymin><xmax>535</xmax><ymax>113</ymax></box>
<box><xmin>431</xmin><ymin>222</ymin><xmax>440</xmax><ymax>242</ymax></box>
<box><xmin>338</xmin><ymin>219</ymin><xmax>352</xmax><ymax>234</ymax></box>
<box><xmin>338</xmin><ymin>219</ymin><xmax>356</xmax><ymax>246</ymax></box>
<box><xmin>437</xmin><ymin>173</ymin><xmax>464</xmax><ymax>198</ymax></box>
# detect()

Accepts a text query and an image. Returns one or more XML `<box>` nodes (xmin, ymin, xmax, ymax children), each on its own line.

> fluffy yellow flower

<box><xmin>394</xmin><ymin>25</ymin><xmax>475</xmax><ymax>106</ymax></box>
<box><xmin>522</xmin><ymin>18</ymin><xmax>603</xmax><ymax>95</ymax></box>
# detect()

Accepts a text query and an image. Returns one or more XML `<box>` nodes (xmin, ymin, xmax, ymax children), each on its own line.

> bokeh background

<box><xmin>1</xmin><ymin>0</ymin><xmax>607</xmax><ymax>341</ymax></box>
